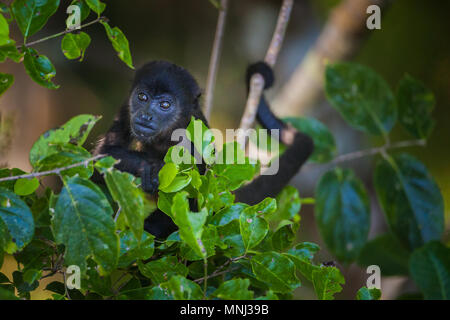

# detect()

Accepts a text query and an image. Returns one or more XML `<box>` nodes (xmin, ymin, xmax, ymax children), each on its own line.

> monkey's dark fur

<box><xmin>94</xmin><ymin>60</ymin><xmax>313</xmax><ymax>238</ymax></box>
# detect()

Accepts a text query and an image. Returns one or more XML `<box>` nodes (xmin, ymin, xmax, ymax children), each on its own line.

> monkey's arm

<box><xmin>94</xmin><ymin>104</ymin><xmax>162</xmax><ymax>193</ymax></box>
<box><xmin>235</xmin><ymin>62</ymin><xmax>314</xmax><ymax>205</ymax></box>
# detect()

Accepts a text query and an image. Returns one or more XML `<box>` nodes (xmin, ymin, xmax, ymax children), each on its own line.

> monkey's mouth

<box><xmin>133</xmin><ymin>121</ymin><xmax>157</xmax><ymax>136</ymax></box>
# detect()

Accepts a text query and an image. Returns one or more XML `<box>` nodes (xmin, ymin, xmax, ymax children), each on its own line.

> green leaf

<box><xmin>315</xmin><ymin>168</ymin><xmax>370</xmax><ymax>263</ymax></box>
<box><xmin>23</xmin><ymin>47</ymin><xmax>59</xmax><ymax>89</ymax></box>
<box><xmin>240</xmin><ymin>204</ymin><xmax>269</xmax><ymax>252</ymax></box>
<box><xmin>312</xmin><ymin>266</ymin><xmax>345</xmax><ymax>300</ymax></box>
<box><xmin>160</xmin><ymin>174</ymin><xmax>191</xmax><ymax>193</ymax></box>
<box><xmin>409</xmin><ymin>241</ymin><xmax>450</xmax><ymax>300</ymax></box>
<box><xmin>0</xmin><ymin>73</ymin><xmax>13</xmax><ymax>96</ymax></box>
<box><xmin>14</xmin><ymin>177</ymin><xmax>39</xmax><ymax>196</ymax></box>
<box><xmin>118</xmin><ymin>230</ymin><xmax>154</xmax><ymax>268</ymax></box>
<box><xmin>284</xmin><ymin>117</ymin><xmax>336</xmax><ymax>163</ymax></box>
<box><xmin>50</xmin><ymin>177</ymin><xmax>119</xmax><ymax>275</ymax></box>
<box><xmin>325</xmin><ymin>62</ymin><xmax>396</xmax><ymax>136</ymax></box>
<box><xmin>396</xmin><ymin>74</ymin><xmax>435</xmax><ymax>139</ymax></box>
<box><xmin>34</xmin><ymin>144</ymin><xmax>93</xmax><ymax>178</ymax></box>
<box><xmin>269</xmin><ymin>186</ymin><xmax>301</xmax><ymax>223</ymax></box>
<box><xmin>210</xmin><ymin>203</ymin><xmax>248</xmax><ymax>226</ymax></box>
<box><xmin>61</xmin><ymin>32</ymin><xmax>91</xmax><ymax>61</ymax></box>
<box><xmin>285</xmin><ymin>242</ymin><xmax>321</xmax><ymax>281</ymax></box>
<box><xmin>11</xmin><ymin>0</ymin><xmax>60</xmax><ymax>39</ymax></box>
<box><xmin>357</xmin><ymin>233</ymin><xmax>410</xmax><ymax>276</ymax></box>
<box><xmin>0</xmin><ymin>187</ymin><xmax>34</xmax><ymax>253</ymax></box>
<box><xmin>0</xmin><ymin>13</ymin><xmax>10</xmax><ymax>46</ymax></box>
<box><xmin>251</xmin><ymin>252</ymin><xmax>301</xmax><ymax>293</ymax></box>
<box><xmin>180</xmin><ymin>225</ymin><xmax>218</xmax><ymax>261</ymax></box>
<box><xmin>186</xmin><ymin>117</ymin><xmax>215</xmax><ymax>164</ymax></box>
<box><xmin>158</xmin><ymin>162</ymin><xmax>178</xmax><ymax>190</ymax></box>
<box><xmin>96</xmin><ymin>165</ymin><xmax>153</xmax><ymax>241</ymax></box>
<box><xmin>101</xmin><ymin>21</ymin><xmax>134</xmax><ymax>69</ymax></box>
<box><xmin>0</xmin><ymin>287</ymin><xmax>18</xmax><ymax>300</ymax></box>
<box><xmin>138</xmin><ymin>256</ymin><xmax>188</xmax><ymax>284</ymax></box>
<box><xmin>374</xmin><ymin>153</ymin><xmax>444</xmax><ymax>250</ymax></box>
<box><xmin>356</xmin><ymin>287</ymin><xmax>381</xmax><ymax>300</ymax></box>
<box><xmin>272</xmin><ymin>222</ymin><xmax>297</xmax><ymax>251</ymax></box>
<box><xmin>23</xmin><ymin>269</ymin><xmax>42</xmax><ymax>285</ymax></box>
<box><xmin>213</xmin><ymin>279</ymin><xmax>254</xmax><ymax>300</ymax></box>
<box><xmin>171</xmin><ymin>192</ymin><xmax>207</xmax><ymax>258</ymax></box>
<box><xmin>160</xmin><ymin>275</ymin><xmax>203</xmax><ymax>300</ymax></box>
<box><xmin>29</xmin><ymin>114</ymin><xmax>100</xmax><ymax>166</ymax></box>
<box><xmin>213</xmin><ymin>142</ymin><xmax>258</xmax><ymax>191</ymax></box>
<box><xmin>217</xmin><ymin>220</ymin><xmax>245</xmax><ymax>257</ymax></box>
<box><xmin>0</xmin><ymin>42</ymin><xmax>23</xmax><ymax>63</ymax></box>
<box><xmin>208</xmin><ymin>0</ymin><xmax>221</xmax><ymax>9</ymax></box>
<box><xmin>85</xmin><ymin>0</ymin><xmax>105</xmax><ymax>15</ymax></box>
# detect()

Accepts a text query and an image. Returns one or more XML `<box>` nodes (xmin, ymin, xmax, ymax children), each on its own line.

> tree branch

<box><xmin>316</xmin><ymin>139</ymin><xmax>426</xmax><ymax>166</ymax></box>
<box><xmin>0</xmin><ymin>154</ymin><xmax>106</xmax><ymax>182</ymax></box>
<box><xmin>238</xmin><ymin>0</ymin><xmax>294</xmax><ymax>139</ymax></box>
<box><xmin>17</xmin><ymin>16</ymin><xmax>106</xmax><ymax>49</ymax></box>
<box><xmin>203</xmin><ymin>0</ymin><xmax>229</xmax><ymax>121</ymax></box>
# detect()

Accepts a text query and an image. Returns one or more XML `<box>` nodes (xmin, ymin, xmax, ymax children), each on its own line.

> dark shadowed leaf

<box><xmin>357</xmin><ymin>233</ymin><xmax>410</xmax><ymax>276</ymax></box>
<box><xmin>251</xmin><ymin>252</ymin><xmax>300</xmax><ymax>293</ymax></box>
<box><xmin>409</xmin><ymin>241</ymin><xmax>450</xmax><ymax>300</ymax></box>
<box><xmin>0</xmin><ymin>72</ymin><xmax>13</xmax><ymax>96</ymax></box>
<box><xmin>396</xmin><ymin>74</ymin><xmax>435</xmax><ymax>139</ymax></box>
<box><xmin>0</xmin><ymin>187</ymin><xmax>34</xmax><ymax>253</ymax></box>
<box><xmin>50</xmin><ymin>177</ymin><xmax>118</xmax><ymax>274</ymax></box>
<box><xmin>138</xmin><ymin>256</ymin><xmax>188</xmax><ymax>284</ymax></box>
<box><xmin>316</xmin><ymin>168</ymin><xmax>370</xmax><ymax>263</ymax></box>
<box><xmin>374</xmin><ymin>153</ymin><xmax>444</xmax><ymax>250</ymax></box>
<box><xmin>325</xmin><ymin>62</ymin><xmax>396</xmax><ymax>136</ymax></box>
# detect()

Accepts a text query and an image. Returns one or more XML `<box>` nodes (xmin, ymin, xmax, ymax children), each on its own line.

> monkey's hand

<box><xmin>139</xmin><ymin>160</ymin><xmax>164</xmax><ymax>194</ymax></box>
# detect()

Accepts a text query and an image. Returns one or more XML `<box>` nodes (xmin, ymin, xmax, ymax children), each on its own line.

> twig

<box><xmin>320</xmin><ymin>139</ymin><xmax>426</xmax><ymax>166</ymax></box>
<box><xmin>0</xmin><ymin>154</ymin><xmax>106</xmax><ymax>182</ymax></box>
<box><xmin>238</xmin><ymin>0</ymin><xmax>294</xmax><ymax>140</ymax></box>
<box><xmin>203</xmin><ymin>0</ymin><xmax>229</xmax><ymax>121</ymax></box>
<box><xmin>17</xmin><ymin>16</ymin><xmax>106</xmax><ymax>49</ymax></box>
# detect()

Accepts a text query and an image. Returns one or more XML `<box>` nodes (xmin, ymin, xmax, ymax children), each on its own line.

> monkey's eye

<box><xmin>160</xmin><ymin>101</ymin><xmax>171</xmax><ymax>109</ymax></box>
<box><xmin>137</xmin><ymin>93</ymin><xmax>148</xmax><ymax>102</ymax></box>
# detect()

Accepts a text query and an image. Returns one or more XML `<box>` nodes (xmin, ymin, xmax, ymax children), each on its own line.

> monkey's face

<box><xmin>129</xmin><ymin>88</ymin><xmax>181</xmax><ymax>142</ymax></box>
<box><xmin>128</xmin><ymin>61</ymin><xmax>201</xmax><ymax>143</ymax></box>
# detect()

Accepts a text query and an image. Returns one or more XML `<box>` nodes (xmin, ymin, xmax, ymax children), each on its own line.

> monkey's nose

<box><xmin>139</xmin><ymin>113</ymin><xmax>152</xmax><ymax>122</ymax></box>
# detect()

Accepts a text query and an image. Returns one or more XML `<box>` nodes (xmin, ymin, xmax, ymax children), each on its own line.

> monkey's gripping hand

<box><xmin>139</xmin><ymin>160</ymin><xmax>164</xmax><ymax>194</ymax></box>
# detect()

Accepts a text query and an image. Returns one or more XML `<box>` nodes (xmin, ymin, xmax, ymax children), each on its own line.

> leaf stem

<box><xmin>17</xmin><ymin>16</ymin><xmax>106</xmax><ymax>49</ymax></box>
<box><xmin>0</xmin><ymin>154</ymin><xmax>106</xmax><ymax>182</ymax></box>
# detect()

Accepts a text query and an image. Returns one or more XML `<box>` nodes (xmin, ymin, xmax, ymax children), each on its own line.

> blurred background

<box><xmin>1</xmin><ymin>0</ymin><xmax>449</xmax><ymax>299</ymax></box>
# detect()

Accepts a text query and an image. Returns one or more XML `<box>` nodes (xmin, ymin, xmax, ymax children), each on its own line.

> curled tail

<box><xmin>235</xmin><ymin>62</ymin><xmax>314</xmax><ymax>205</ymax></box>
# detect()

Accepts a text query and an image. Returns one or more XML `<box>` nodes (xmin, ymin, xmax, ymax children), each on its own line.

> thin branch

<box><xmin>325</xmin><ymin>139</ymin><xmax>426</xmax><ymax>166</ymax></box>
<box><xmin>238</xmin><ymin>0</ymin><xmax>294</xmax><ymax>139</ymax></box>
<box><xmin>17</xmin><ymin>16</ymin><xmax>106</xmax><ymax>49</ymax></box>
<box><xmin>203</xmin><ymin>0</ymin><xmax>229</xmax><ymax>121</ymax></box>
<box><xmin>0</xmin><ymin>154</ymin><xmax>106</xmax><ymax>182</ymax></box>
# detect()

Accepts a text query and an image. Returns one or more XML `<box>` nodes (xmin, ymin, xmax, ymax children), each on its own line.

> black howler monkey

<box><xmin>94</xmin><ymin>60</ymin><xmax>313</xmax><ymax>238</ymax></box>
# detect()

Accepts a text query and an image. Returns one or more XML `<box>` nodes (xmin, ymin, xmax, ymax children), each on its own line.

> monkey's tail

<box><xmin>235</xmin><ymin>62</ymin><xmax>314</xmax><ymax>205</ymax></box>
